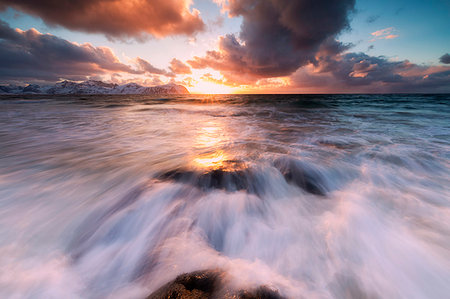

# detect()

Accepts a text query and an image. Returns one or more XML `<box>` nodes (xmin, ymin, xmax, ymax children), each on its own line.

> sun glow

<box><xmin>190</xmin><ymin>80</ymin><xmax>235</xmax><ymax>94</ymax></box>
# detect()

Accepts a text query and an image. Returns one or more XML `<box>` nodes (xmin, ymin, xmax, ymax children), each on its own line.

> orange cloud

<box><xmin>169</xmin><ymin>58</ymin><xmax>192</xmax><ymax>74</ymax></box>
<box><xmin>385</xmin><ymin>34</ymin><xmax>399</xmax><ymax>39</ymax></box>
<box><xmin>0</xmin><ymin>0</ymin><xmax>205</xmax><ymax>39</ymax></box>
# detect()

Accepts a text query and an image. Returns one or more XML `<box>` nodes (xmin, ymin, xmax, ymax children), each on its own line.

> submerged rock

<box><xmin>274</xmin><ymin>158</ymin><xmax>328</xmax><ymax>196</ymax></box>
<box><xmin>156</xmin><ymin>167</ymin><xmax>260</xmax><ymax>194</ymax></box>
<box><xmin>147</xmin><ymin>270</ymin><xmax>284</xmax><ymax>299</ymax></box>
<box><xmin>157</xmin><ymin>157</ymin><xmax>329</xmax><ymax>197</ymax></box>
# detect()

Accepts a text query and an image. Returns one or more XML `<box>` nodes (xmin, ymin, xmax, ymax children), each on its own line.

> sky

<box><xmin>0</xmin><ymin>0</ymin><xmax>449</xmax><ymax>93</ymax></box>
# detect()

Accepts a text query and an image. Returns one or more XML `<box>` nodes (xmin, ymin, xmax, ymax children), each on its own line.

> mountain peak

<box><xmin>0</xmin><ymin>80</ymin><xmax>189</xmax><ymax>95</ymax></box>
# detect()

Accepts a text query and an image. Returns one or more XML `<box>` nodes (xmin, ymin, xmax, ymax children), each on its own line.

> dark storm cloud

<box><xmin>0</xmin><ymin>20</ymin><xmax>145</xmax><ymax>82</ymax></box>
<box><xmin>0</xmin><ymin>0</ymin><xmax>205</xmax><ymax>39</ymax></box>
<box><xmin>291</xmin><ymin>51</ymin><xmax>450</xmax><ymax>93</ymax></box>
<box><xmin>188</xmin><ymin>0</ymin><xmax>355</xmax><ymax>81</ymax></box>
<box><xmin>440</xmin><ymin>53</ymin><xmax>450</xmax><ymax>64</ymax></box>
<box><xmin>317</xmin><ymin>52</ymin><xmax>410</xmax><ymax>84</ymax></box>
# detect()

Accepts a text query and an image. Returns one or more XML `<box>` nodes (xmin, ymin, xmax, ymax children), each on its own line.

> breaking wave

<box><xmin>0</xmin><ymin>94</ymin><xmax>449</xmax><ymax>298</ymax></box>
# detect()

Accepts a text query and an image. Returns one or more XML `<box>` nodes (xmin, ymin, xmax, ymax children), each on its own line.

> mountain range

<box><xmin>0</xmin><ymin>80</ymin><xmax>189</xmax><ymax>95</ymax></box>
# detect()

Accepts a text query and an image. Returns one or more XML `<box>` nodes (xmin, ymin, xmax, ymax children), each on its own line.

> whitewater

<box><xmin>0</xmin><ymin>94</ymin><xmax>449</xmax><ymax>298</ymax></box>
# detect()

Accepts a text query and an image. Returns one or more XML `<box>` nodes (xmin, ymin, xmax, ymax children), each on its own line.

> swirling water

<box><xmin>0</xmin><ymin>94</ymin><xmax>449</xmax><ymax>298</ymax></box>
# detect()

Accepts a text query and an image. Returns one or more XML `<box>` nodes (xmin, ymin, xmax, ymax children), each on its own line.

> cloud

<box><xmin>0</xmin><ymin>0</ymin><xmax>205</xmax><ymax>40</ymax></box>
<box><xmin>0</xmin><ymin>21</ymin><xmax>177</xmax><ymax>82</ymax></box>
<box><xmin>136</xmin><ymin>58</ymin><xmax>167</xmax><ymax>75</ymax></box>
<box><xmin>188</xmin><ymin>0</ymin><xmax>355</xmax><ymax>83</ymax></box>
<box><xmin>440</xmin><ymin>53</ymin><xmax>450</xmax><ymax>64</ymax></box>
<box><xmin>370</xmin><ymin>27</ymin><xmax>398</xmax><ymax>41</ymax></box>
<box><xmin>169</xmin><ymin>58</ymin><xmax>192</xmax><ymax>74</ymax></box>
<box><xmin>187</xmin><ymin>1</ymin><xmax>448</xmax><ymax>93</ymax></box>
<box><xmin>289</xmin><ymin>50</ymin><xmax>450</xmax><ymax>93</ymax></box>
<box><xmin>366</xmin><ymin>15</ymin><xmax>380</xmax><ymax>24</ymax></box>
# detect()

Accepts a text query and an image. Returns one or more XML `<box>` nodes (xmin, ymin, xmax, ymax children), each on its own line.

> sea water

<box><xmin>0</xmin><ymin>94</ymin><xmax>449</xmax><ymax>298</ymax></box>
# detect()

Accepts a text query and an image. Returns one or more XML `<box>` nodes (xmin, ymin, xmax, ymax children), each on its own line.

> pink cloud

<box><xmin>370</xmin><ymin>27</ymin><xmax>399</xmax><ymax>41</ymax></box>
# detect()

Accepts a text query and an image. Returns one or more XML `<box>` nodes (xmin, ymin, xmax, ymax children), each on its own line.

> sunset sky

<box><xmin>0</xmin><ymin>0</ymin><xmax>449</xmax><ymax>93</ymax></box>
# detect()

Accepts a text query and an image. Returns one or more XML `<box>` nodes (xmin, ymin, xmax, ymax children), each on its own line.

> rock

<box><xmin>274</xmin><ymin>158</ymin><xmax>328</xmax><ymax>196</ymax></box>
<box><xmin>156</xmin><ymin>166</ymin><xmax>264</xmax><ymax>195</ymax></box>
<box><xmin>157</xmin><ymin>158</ymin><xmax>329</xmax><ymax>197</ymax></box>
<box><xmin>147</xmin><ymin>270</ymin><xmax>221</xmax><ymax>299</ymax></box>
<box><xmin>147</xmin><ymin>270</ymin><xmax>285</xmax><ymax>299</ymax></box>
<box><xmin>237</xmin><ymin>286</ymin><xmax>284</xmax><ymax>299</ymax></box>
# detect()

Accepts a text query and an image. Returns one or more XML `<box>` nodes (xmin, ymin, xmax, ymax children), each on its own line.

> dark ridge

<box><xmin>147</xmin><ymin>270</ymin><xmax>284</xmax><ymax>299</ymax></box>
<box><xmin>273</xmin><ymin>158</ymin><xmax>329</xmax><ymax>196</ymax></box>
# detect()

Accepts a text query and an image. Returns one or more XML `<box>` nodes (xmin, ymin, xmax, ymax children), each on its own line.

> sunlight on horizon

<box><xmin>189</xmin><ymin>80</ymin><xmax>236</xmax><ymax>94</ymax></box>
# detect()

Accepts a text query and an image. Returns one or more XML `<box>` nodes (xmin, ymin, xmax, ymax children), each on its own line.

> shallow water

<box><xmin>0</xmin><ymin>94</ymin><xmax>449</xmax><ymax>298</ymax></box>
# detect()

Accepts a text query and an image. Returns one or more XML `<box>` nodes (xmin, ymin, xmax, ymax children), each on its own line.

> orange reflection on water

<box><xmin>191</xmin><ymin>119</ymin><xmax>239</xmax><ymax>171</ymax></box>
<box><xmin>195</xmin><ymin>126</ymin><xmax>222</xmax><ymax>148</ymax></box>
<box><xmin>193</xmin><ymin>150</ymin><xmax>227</xmax><ymax>169</ymax></box>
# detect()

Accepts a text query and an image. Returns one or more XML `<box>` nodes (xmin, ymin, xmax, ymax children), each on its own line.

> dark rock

<box><xmin>156</xmin><ymin>167</ymin><xmax>258</xmax><ymax>194</ymax></box>
<box><xmin>274</xmin><ymin>158</ymin><xmax>328</xmax><ymax>196</ymax></box>
<box><xmin>147</xmin><ymin>270</ymin><xmax>285</xmax><ymax>299</ymax></box>
<box><xmin>237</xmin><ymin>286</ymin><xmax>284</xmax><ymax>299</ymax></box>
<box><xmin>198</xmin><ymin>169</ymin><xmax>250</xmax><ymax>192</ymax></box>
<box><xmin>147</xmin><ymin>270</ymin><xmax>221</xmax><ymax>299</ymax></box>
<box><xmin>157</xmin><ymin>157</ymin><xmax>328</xmax><ymax>197</ymax></box>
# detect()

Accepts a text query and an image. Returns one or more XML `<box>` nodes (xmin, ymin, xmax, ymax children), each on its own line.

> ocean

<box><xmin>0</xmin><ymin>94</ymin><xmax>449</xmax><ymax>298</ymax></box>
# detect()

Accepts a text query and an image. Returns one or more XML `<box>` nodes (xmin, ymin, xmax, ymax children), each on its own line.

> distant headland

<box><xmin>0</xmin><ymin>80</ymin><xmax>189</xmax><ymax>95</ymax></box>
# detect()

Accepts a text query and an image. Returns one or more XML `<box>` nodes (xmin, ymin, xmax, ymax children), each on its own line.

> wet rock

<box><xmin>157</xmin><ymin>158</ymin><xmax>329</xmax><ymax>197</ymax></box>
<box><xmin>148</xmin><ymin>270</ymin><xmax>220</xmax><ymax>299</ymax></box>
<box><xmin>147</xmin><ymin>270</ymin><xmax>284</xmax><ymax>299</ymax></box>
<box><xmin>274</xmin><ymin>158</ymin><xmax>328</xmax><ymax>196</ymax></box>
<box><xmin>198</xmin><ymin>169</ymin><xmax>250</xmax><ymax>192</ymax></box>
<box><xmin>236</xmin><ymin>286</ymin><xmax>284</xmax><ymax>299</ymax></box>
<box><xmin>156</xmin><ymin>168</ymin><xmax>260</xmax><ymax>194</ymax></box>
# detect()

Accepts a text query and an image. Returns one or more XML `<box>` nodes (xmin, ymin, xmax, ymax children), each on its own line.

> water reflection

<box><xmin>195</xmin><ymin>124</ymin><xmax>225</xmax><ymax>149</ymax></box>
<box><xmin>191</xmin><ymin>119</ymin><xmax>236</xmax><ymax>171</ymax></box>
<box><xmin>0</xmin><ymin>95</ymin><xmax>449</xmax><ymax>298</ymax></box>
<box><xmin>193</xmin><ymin>151</ymin><xmax>228</xmax><ymax>169</ymax></box>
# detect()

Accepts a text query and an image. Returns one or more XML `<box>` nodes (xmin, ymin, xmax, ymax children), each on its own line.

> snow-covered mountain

<box><xmin>0</xmin><ymin>80</ymin><xmax>189</xmax><ymax>95</ymax></box>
